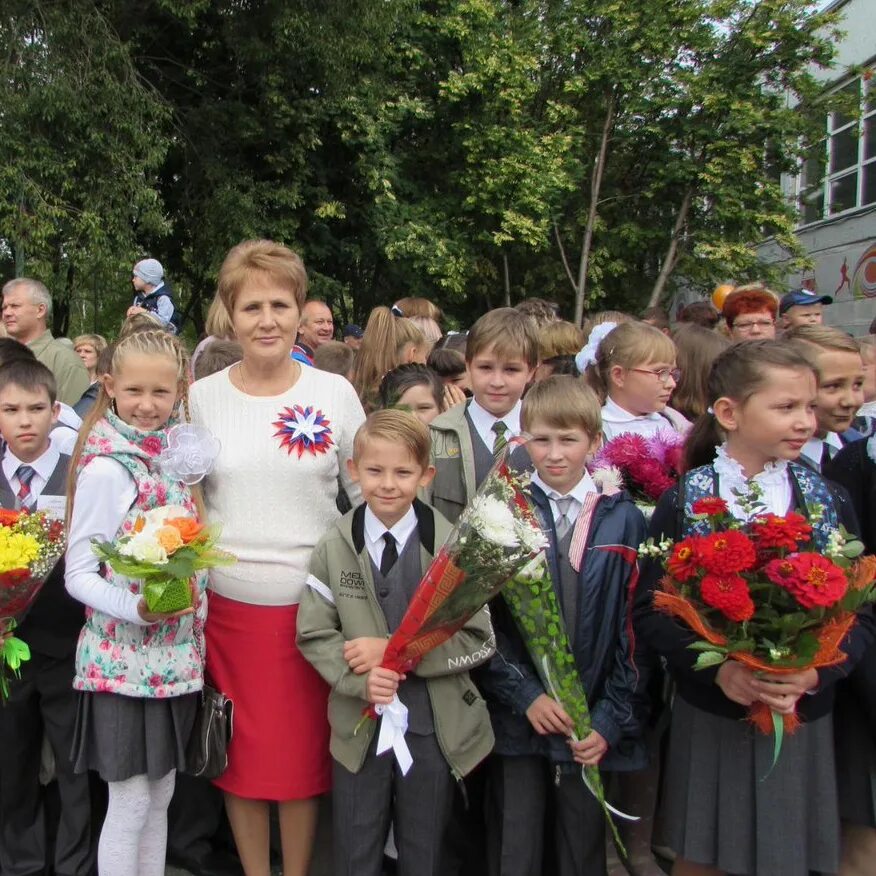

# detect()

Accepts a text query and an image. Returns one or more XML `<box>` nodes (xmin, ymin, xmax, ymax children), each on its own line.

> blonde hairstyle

<box><xmin>466</xmin><ymin>307</ymin><xmax>539</xmax><ymax>367</ymax></box>
<box><xmin>353</xmin><ymin>408</ymin><xmax>431</xmax><ymax>470</ymax></box>
<box><xmin>670</xmin><ymin>324</ymin><xmax>731</xmax><ymax>421</ymax></box>
<box><xmin>351</xmin><ymin>307</ymin><xmax>426</xmax><ymax>409</ymax></box>
<box><xmin>538</xmin><ymin>321</ymin><xmax>585</xmax><ymax>361</ymax></box>
<box><xmin>784</xmin><ymin>325</ymin><xmax>861</xmax><ymax>379</ymax></box>
<box><xmin>217</xmin><ymin>239</ymin><xmax>307</xmax><ymax>313</ymax></box>
<box><xmin>521</xmin><ymin>375</ymin><xmax>602</xmax><ymax>437</ymax></box>
<box><xmin>408</xmin><ymin>316</ymin><xmax>442</xmax><ymax>345</ymax></box>
<box><xmin>73</xmin><ymin>334</ymin><xmax>108</xmax><ymax>355</ymax></box>
<box><xmin>394</xmin><ymin>297</ymin><xmax>443</xmax><ymax>322</ymax></box>
<box><xmin>582</xmin><ymin>310</ymin><xmax>634</xmax><ymax>341</ymax></box>
<box><xmin>204</xmin><ymin>295</ymin><xmax>234</xmax><ymax>339</ymax></box>
<box><xmin>119</xmin><ymin>312</ymin><xmax>165</xmax><ymax>337</ymax></box>
<box><xmin>67</xmin><ymin>330</ymin><xmax>192</xmax><ymax>525</ymax></box>
<box><xmin>585</xmin><ymin>321</ymin><xmax>677</xmax><ymax>402</ymax></box>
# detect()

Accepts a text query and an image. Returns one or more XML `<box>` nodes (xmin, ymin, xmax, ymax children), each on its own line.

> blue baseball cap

<box><xmin>779</xmin><ymin>289</ymin><xmax>833</xmax><ymax>315</ymax></box>
<box><xmin>342</xmin><ymin>324</ymin><xmax>364</xmax><ymax>339</ymax></box>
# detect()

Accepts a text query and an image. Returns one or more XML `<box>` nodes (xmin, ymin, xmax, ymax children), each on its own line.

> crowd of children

<box><xmin>0</xmin><ymin>268</ymin><xmax>875</xmax><ymax>876</ymax></box>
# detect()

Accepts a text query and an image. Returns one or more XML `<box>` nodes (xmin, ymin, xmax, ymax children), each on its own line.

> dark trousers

<box><xmin>486</xmin><ymin>754</ymin><xmax>607</xmax><ymax>876</ymax></box>
<box><xmin>0</xmin><ymin>652</ymin><xmax>95</xmax><ymax>876</ymax></box>
<box><xmin>332</xmin><ymin>733</ymin><xmax>454</xmax><ymax>876</ymax></box>
<box><xmin>166</xmin><ymin>772</ymin><xmax>225</xmax><ymax>861</ymax></box>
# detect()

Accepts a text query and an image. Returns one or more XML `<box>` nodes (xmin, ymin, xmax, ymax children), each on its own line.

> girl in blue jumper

<box><xmin>635</xmin><ymin>341</ymin><xmax>873</xmax><ymax>876</ymax></box>
<box><xmin>65</xmin><ymin>330</ymin><xmax>207</xmax><ymax>876</ymax></box>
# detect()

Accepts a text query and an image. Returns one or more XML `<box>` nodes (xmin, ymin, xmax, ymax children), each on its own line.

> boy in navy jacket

<box><xmin>478</xmin><ymin>376</ymin><xmax>647</xmax><ymax>876</ymax></box>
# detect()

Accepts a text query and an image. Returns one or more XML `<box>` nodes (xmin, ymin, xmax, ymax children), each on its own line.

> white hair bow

<box><xmin>574</xmin><ymin>321</ymin><xmax>617</xmax><ymax>373</ymax></box>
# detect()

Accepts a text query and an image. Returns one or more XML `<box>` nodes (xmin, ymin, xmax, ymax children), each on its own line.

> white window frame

<box><xmin>795</xmin><ymin>75</ymin><xmax>876</xmax><ymax>226</ymax></box>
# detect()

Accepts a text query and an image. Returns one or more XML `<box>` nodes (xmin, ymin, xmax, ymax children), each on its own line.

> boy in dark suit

<box><xmin>0</xmin><ymin>358</ymin><xmax>94</xmax><ymax>876</ymax></box>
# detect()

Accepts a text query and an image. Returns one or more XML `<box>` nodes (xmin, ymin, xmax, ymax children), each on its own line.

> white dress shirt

<box><xmin>530</xmin><ymin>470</ymin><xmax>598</xmax><ymax>528</ymax></box>
<box><xmin>64</xmin><ymin>457</ymin><xmax>145</xmax><ymax>625</ymax></box>
<box><xmin>467</xmin><ymin>398</ymin><xmax>522</xmax><ymax>453</ymax></box>
<box><xmin>363</xmin><ymin>505</ymin><xmax>418</xmax><ymax>569</ymax></box>
<box><xmin>601</xmin><ymin>396</ymin><xmax>669</xmax><ymax>441</ymax></box>
<box><xmin>800</xmin><ymin>432</ymin><xmax>843</xmax><ymax>471</ymax></box>
<box><xmin>2</xmin><ymin>441</ymin><xmax>60</xmax><ymax>501</ymax></box>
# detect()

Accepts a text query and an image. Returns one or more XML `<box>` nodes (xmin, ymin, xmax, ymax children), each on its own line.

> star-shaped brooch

<box><xmin>273</xmin><ymin>405</ymin><xmax>335</xmax><ymax>457</ymax></box>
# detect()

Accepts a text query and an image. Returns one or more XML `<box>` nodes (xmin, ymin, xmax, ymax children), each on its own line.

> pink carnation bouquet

<box><xmin>590</xmin><ymin>431</ymin><xmax>684</xmax><ymax>515</ymax></box>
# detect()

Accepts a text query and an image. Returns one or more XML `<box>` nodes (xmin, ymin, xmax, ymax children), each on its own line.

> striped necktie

<box><xmin>491</xmin><ymin>420</ymin><xmax>508</xmax><ymax>459</ymax></box>
<box><xmin>16</xmin><ymin>464</ymin><xmax>36</xmax><ymax>511</ymax></box>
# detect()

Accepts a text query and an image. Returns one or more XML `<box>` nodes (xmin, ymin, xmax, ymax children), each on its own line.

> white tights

<box><xmin>98</xmin><ymin>770</ymin><xmax>176</xmax><ymax>876</ymax></box>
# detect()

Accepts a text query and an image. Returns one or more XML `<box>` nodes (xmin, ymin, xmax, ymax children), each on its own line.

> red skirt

<box><xmin>205</xmin><ymin>592</ymin><xmax>331</xmax><ymax>800</ymax></box>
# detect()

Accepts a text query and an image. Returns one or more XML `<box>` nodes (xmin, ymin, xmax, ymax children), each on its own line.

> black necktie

<box><xmin>381</xmin><ymin>532</ymin><xmax>398</xmax><ymax>575</ymax></box>
<box><xmin>820</xmin><ymin>441</ymin><xmax>834</xmax><ymax>472</ymax></box>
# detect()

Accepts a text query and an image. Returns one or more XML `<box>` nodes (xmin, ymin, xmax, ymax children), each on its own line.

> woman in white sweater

<box><xmin>189</xmin><ymin>240</ymin><xmax>364</xmax><ymax>876</ymax></box>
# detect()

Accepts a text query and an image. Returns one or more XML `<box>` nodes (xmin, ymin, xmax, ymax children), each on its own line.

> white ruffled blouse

<box><xmin>712</xmin><ymin>445</ymin><xmax>792</xmax><ymax>521</ymax></box>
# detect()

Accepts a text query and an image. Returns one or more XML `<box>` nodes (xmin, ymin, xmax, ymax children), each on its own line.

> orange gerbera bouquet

<box><xmin>641</xmin><ymin>497</ymin><xmax>876</xmax><ymax>759</ymax></box>
<box><xmin>92</xmin><ymin>507</ymin><xmax>234</xmax><ymax>613</ymax></box>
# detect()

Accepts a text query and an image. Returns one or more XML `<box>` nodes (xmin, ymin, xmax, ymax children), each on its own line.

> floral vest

<box><xmin>72</xmin><ymin>411</ymin><xmax>206</xmax><ymax>698</ymax></box>
<box><xmin>680</xmin><ymin>461</ymin><xmax>838</xmax><ymax>550</ymax></box>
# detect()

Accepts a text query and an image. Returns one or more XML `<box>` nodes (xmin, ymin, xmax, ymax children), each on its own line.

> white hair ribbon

<box><xmin>574</xmin><ymin>321</ymin><xmax>618</xmax><ymax>373</ymax></box>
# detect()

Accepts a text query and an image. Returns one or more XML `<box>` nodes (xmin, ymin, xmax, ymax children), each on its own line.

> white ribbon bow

<box><xmin>375</xmin><ymin>694</ymin><xmax>413</xmax><ymax>775</ymax></box>
<box><xmin>575</xmin><ymin>321</ymin><xmax>617</xmax><ymax>373</ymax></box>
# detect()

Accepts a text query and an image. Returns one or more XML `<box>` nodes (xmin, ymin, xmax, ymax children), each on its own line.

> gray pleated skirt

<box><xmin>71</xmin><ymin>690</ymin><xmax>197</xmax><ymax>783</ymax></box>
<box><xmin>660</xmin><ymin>695</ymin><xmax>839</xmax><ymax>876</ymax></box>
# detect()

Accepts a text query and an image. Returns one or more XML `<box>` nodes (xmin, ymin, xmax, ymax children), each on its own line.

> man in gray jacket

<box><xmin>2</xmin><ymin>278</ymin><xmax>90</xmax><ymax>407</ymax></box>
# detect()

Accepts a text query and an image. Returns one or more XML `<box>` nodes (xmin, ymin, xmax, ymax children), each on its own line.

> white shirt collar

<box><xmin>363</xmin><ymin>504</ymin><xmax>418</xmax><ymax>553</ymax></box>
<box><xmin>2</xmin><ymin>440</ymin><xmax>60</xmax><ymax>489</ymax></box>
<box><xmin>800</xmin><ymin>432</ymin><xmax>842</xmax><ymax>468</ymax></box>
<box><xmin>602</xmin><ymin>396</ymin><xmax>664</xmax><ymax>425</ymax></box>
<box><xmin>713</xmin><ymin>444</ymin><xmax>791</xmax><ymax>519</ymax></box>
<box><xmin>531</xmin><ymin>470</ymin><xmax>598</xmax><ymax>505</ymax></box>
<box><xmin>467</xmin><ymin>397</ymin><xmax>522</xmax><ymax>451</ymax></box>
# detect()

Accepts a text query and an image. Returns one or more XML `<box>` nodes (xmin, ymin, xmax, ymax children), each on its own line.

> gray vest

<box><xmin>0</xmin><ymin>456</ymin><xmax>68</xmax><ymax>509</ymax></box>
<box><xmin>370</xmin><ymin>532</ymin><xmax>434</xmax><ymax>735</ymax></box>
<box><xmin>465</xmin><ymin>411</ymin><xmax>531</xmax><ymax>487</ymax></box>
<box><xmin>555</xmin><ymin>526</ymin><xmax>578</xmax><ymax>648</ymax></box>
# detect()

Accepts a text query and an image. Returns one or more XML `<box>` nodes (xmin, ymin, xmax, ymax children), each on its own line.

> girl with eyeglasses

<box><xmin>578</xmin><ymin>319</ymin><xmax>690</xmax><ymax>441</ymax></box>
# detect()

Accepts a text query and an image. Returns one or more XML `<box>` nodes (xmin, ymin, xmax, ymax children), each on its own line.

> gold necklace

<box><xmin>236</xmin><ymin>362</ymin><xmax>250</xmax><ymax>394</ymax></box>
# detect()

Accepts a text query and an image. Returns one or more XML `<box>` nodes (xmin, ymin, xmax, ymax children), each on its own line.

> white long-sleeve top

<box><xmin>65</xmin><ymin>457</ymin><xmax>146</xmax><ymax>625</ymax></box>
<box><xmin>189</xmin><ymin>364</ymin><xmax>365</xmax><ymax>606</ymax></box>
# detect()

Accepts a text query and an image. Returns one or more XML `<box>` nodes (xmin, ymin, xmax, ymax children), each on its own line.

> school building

<box><xmin>757</xmin><ymin>0</ymin><xmax>876</xmax><ymax>335</ymax></box>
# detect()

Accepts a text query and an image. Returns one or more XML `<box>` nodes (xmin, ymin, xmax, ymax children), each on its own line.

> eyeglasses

<box><xmin>629</xmin><ymin>367</ymin><xmax>681</xmax><ymax>384</ymax></box>
<box><xmin>732</xmin><ymin>319</ymin><xmax>775</xmax><ymax>332</ymax></box>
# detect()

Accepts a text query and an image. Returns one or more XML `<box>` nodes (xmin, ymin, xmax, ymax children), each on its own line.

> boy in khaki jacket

<box><xmin>297</xmin><ymin>410</ymin><xmax>495</xmax><ymax>876</ymax></box>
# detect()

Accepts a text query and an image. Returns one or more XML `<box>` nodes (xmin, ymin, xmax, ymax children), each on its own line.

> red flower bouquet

<box><xmin>360</xmin><ymin>442</ymin><xmax>548</xmax><ymax>772</ymax></box>
<box><xmin>590</xmin><ymin>431</ymin><xmax>684</xmax><ymax>513</ymax></box>
<box><xmin>641</xmin><ymin>504</ymin><xmax>876</xmax><ymax>760</ymax></box>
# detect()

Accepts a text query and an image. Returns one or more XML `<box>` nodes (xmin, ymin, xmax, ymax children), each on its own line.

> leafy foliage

<box><xmin>0</xmin><ymin>0</ymin><xmax>847</xmax><ymax>332</ymax></box>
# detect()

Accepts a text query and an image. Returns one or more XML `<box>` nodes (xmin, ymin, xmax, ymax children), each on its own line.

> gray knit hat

<box><xmin>133</xmin><ymin>258</ymin><xmax>164</xmax><ymax>287</ymax></box>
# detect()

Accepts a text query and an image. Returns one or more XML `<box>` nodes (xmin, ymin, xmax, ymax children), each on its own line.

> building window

<box><xmin>796</xmin><ymin>75</ymin><xmax>876</xmax><ymax>225</ymax></box>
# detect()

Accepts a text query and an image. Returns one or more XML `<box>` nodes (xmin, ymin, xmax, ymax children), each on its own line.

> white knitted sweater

<box><xmin>189</xmin><ymin>365</ymin><xmax>365</xmax><ymax>605</ymax></box>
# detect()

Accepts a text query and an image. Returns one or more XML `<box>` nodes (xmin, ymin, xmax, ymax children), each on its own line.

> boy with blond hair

<box><xmin>479</xmin><ymin>376</ymin><xmax>647</xmax><ymax>876</ymax></box>
<box><xmin>428</xmin><ymin>308</ymin><xmax>538</xmax><ymax>523</ymax></box>
<box><xmin>297</xmin><ymin>410</ymin><xmax>494</xmax><ymax>876</ymax></box>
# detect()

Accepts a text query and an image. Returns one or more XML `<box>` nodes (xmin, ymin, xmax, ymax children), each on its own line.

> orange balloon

<box><xmin>711</xmin><ymin>284</ymin><xmax>735</xmax><ymax>312</ymax></box>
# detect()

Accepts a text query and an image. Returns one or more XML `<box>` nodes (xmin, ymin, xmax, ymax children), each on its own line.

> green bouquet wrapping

<box><xmin>503</xmin><ymin>552</ymin><xmax>637</xmax><ymax>852</ymax></box>
<box><xmin>92</xmin><ymin>506</ymin><xmax>234</xmax><ymax>614</ymax></box>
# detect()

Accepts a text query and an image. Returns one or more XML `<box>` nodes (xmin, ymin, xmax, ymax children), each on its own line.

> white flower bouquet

<box><xmin>92</xmin><ymin>507</ymin><xmax>234</xmax><ymax>613</ymax></box>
